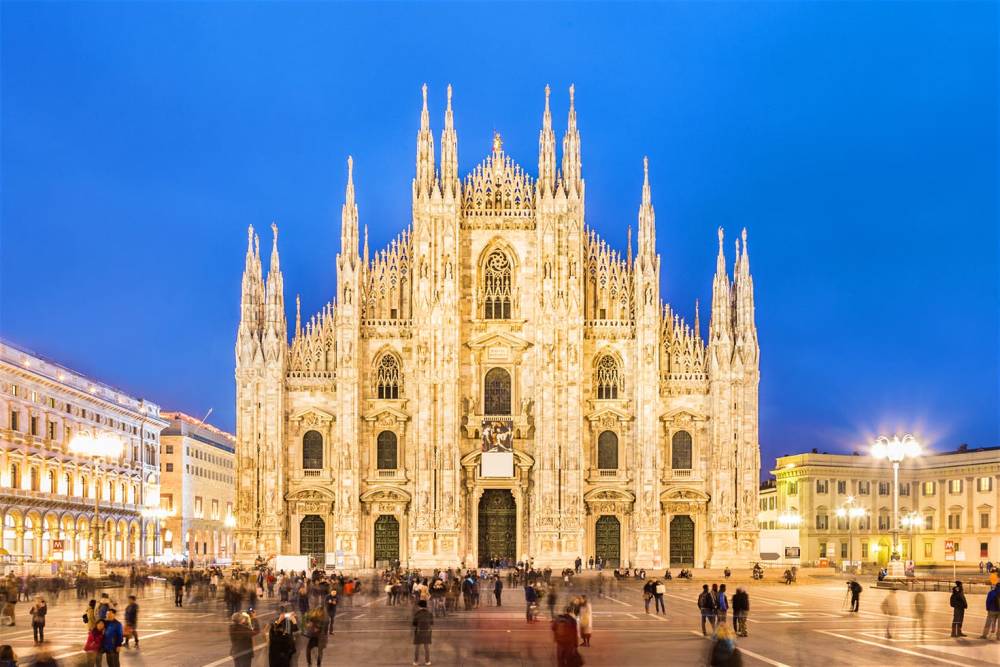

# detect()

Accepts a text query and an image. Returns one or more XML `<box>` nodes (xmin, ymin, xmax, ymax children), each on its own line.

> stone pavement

<box><xmin>0</xmin><ymin>574</ymin><xmax>998</xmax><ymax>666</ymax></box>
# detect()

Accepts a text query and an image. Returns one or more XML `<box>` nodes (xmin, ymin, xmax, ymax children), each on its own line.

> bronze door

<box><xmin>478</xmin><ymin>489</ymin><xmax>516</xmax><ymax>565</ymax></box>
<box><xmin>669</xmin><ymin>515</ymin><xmax>695</xmax><ymax>566</ymax></box>
<box><xmin>299</xmin><ymin>515</ymin><xmax>325</xmax><ymax>560</ymax></box>
<box><xmin>373</xmin><ymin>515</ymin><xmax>400</xmax><ymax>565</ymax></box>
<box><xmin>595</xmin><ymin>515</ymin><xmax>621</xmax><ymax>567</ymax></box>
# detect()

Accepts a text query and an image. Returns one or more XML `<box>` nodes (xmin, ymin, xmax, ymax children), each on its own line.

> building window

<box><xmin>816</xmin><ymin>480</ymin><xmax>828</xmax><ymax>494</ymax></box>
<box><xmin>924</xmin><ymin>515</ymin><xmax>933</xmax><ymax>530</ymax></box>
<box><xmin>836</xmin><ymin>515</ymin><xmax>848</xmax><ymax>531</ymax></box>
<box><xmin>671</xmin><ymin>431</ymin><xmax>693</xmax><ymax>470</ymax></box>
<box><xmin>948</xmin><ymin>479</ymin><xmax>963</xmax><ymax>494</ymax></box>
<box><xmin>375</xmin><ymin>354</ymin><xmax>401</xmax><ymax>399</ymax></box>
<box><xmin>769</xmin><ymin>497</ymin><xmax>776</xmax><ymax>510</ymax></box>
<box><xmin>878</xmin><ymin>481</ymin><xmax>890</xmax><ymax>496</ymax></box>
<box><xmin>10</xmin><ymin>411</ymin><xmax>19</xmax><ymax>432</ymax></box>
<box><xmin>29</xmin><ymin>467</ymin><xmax>39</xmax><ymax>491</ymax></box>
<box><xmin>482</xmin><ymin>250</ymin><xmax>513</xmax><ymax>319</ymax></box>
<box><xmin>982</xmin><ymin>542</ymin><xmax>989</xmax><ymax>558</ymax></box>
<box><xmin>978</xmin><ymin>477</ymin><xmax>993</xmax><ymax>492</ymax></box>
<box><xmin>816</xmin><ymin>514</ymin><xmax>829</xmax><ymax>530</ymax></box>
<box><xmin>47</xmin><ymin>421</ymin><xmax>56</xmax><ymax>440</ymax></box>
<box><xmin>858</xmin><ymin>481</ymin><xmax>870</xmax><ymax>495</ymax></box>
<box><xmin>923</xmin><ymin>481</ymin><xmax>936</xmax><ymax>496</ymax></box>
<box><xmin>161</xmin><ymin>494</ymin><xmax>173</xmax><ymax>512</ymax></box>
<box><xmin>924</xmin><ymin>542</ymin><xmax>933</xmax><ymax>557</ymax></box>
<box><xmin>819</xmin><ymin>542</ymin><xmax>827</xmax><ymax>558</ymax></box>
<box><xmin>212</xmin><ymin>499</ymin><xmax>219</xmax><ymax>520</ymax></box>
<box><xmin>64</xmin><ymin>473</ymin><xmax>72</xmax><ymax>495</ymax></box>
<box><xmin>302</xmin><ymin>430</ymin><xmax>323</xmax><ymax>469</ymax></box>
<box><xmin>594</xmin><ymin>355</ymin><xmax>622</xmax><ymax>400</ymax></box>
<box><xmin>787</xmin><ymin>481</ymin><xmax>798</xmax><ymax>496</ymax></box>
<box><xmin>29</xmin><ymin>416</ymin><xmax>38</xmax><ymax>436</ymax></box>
<box><xmin>165</xmin><ymin>463</ymin><xmax>173</xmax><ymax>472</ymax></box>
<box><xmin>376</xmin><ymin>431</ymin><xmax>398</xmax><ymax>470</ymax></box>
<box><xmin>981</xmin><ymin>512</ymin><xmax>990</xmax><ymax>529</ymax></box>
<box><xmin>947</xmin><ymin>513</ymin><xmax>961</xmax><ymax>530</ymax></box>
<box><xmin>597</xmin><ymin>431</ymin><xmax>618</xmax><ymax>470</ymax></box>
<box><xmin>165</xmin><ymin>445</ymin><xmax>173</xmax><ymax>454</ymax></box>
<box><xmin>858</xmin><ymin>515</ymin><xmax>871</xmax><ymax>530</ymax></box>
<box><xmin>861</xmin><ymin>543</ymin><xmax>869</xmax><ymax>559</ymax></box>
<box><xmin>194</xmin><ymin>496</ymin><xmax>203</xmax><ymax>518</ymax></box>
<box><xmin>837</xmin><ymin>480</ymin><xmax>847</xmax><ymax>495</ymax></box>
<box><xmin>9</xmin><ymin>464</ymin><xmax>20</xmax><ymax>488</ymax></box>
<box><xmin>878</xmin><ymin>514</ymin><xmax>890</xmax><ymax>531</ymax></box>
<box><xmin>483</xmin><ymin>368</ymin><xmax>512</xmax><ymax>415</ymax></box>
<box><xmin>899</xmin><ymin>482</ymin><xmax>910</xmax><ymax>496</ymax></box>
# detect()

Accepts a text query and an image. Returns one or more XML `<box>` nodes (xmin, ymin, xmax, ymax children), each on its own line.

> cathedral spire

<box><xmin>264</xmin><ymin>222</ymin><xmax>286</xmax><ymax>341</ymax></box>
<box><xmin>415</xmin><ymin>83</ymin><xmax>435</xmax><ymax>197</ymax></box>
<box><xmin>295</xmin><ymin>294</ymin><xmax>301</xmax><ymax>338</ymax></box>
<box><xmin>637</xmin><ymin>156</ymin><xmax>655</xmax><ymax>262</ymax></box>
<box><xmin>239</xmin><ymin>224</ymin><xmax>264</xmax><ymax>339</ymax></box>
<box><xmin>561</xmin><ymin>84</ymin><xmax>582</xmax><ymax>195</ymax></box>
<box><xmin>694</xmin><ymin>298</ymin><xmax>701</xmax><ymax>340</ymax></box>
<box><xmin>710</xmin><ymin>227</ymin><xmax>732</xmax><ymax>343</ymax></box>
<box><xmin>440</xmin><ymin>84</ymin><xmax>459</xmax><ymax>198</ymax></box>
<box><xmin>538</xmin><ymin>84</ymin><xmax>556</xmax><ymax>196</ymax></box>
<box><xmin>734</xmin><ymin>227</ymin><xmax>757</xmax><ymax>343</ymax></box>
<box><xmin>340</xmin><ymin>156</ymin><xmax>359</xmax><ymax>265</ymax></box>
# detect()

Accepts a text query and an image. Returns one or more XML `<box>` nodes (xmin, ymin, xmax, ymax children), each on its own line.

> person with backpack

<box><xmin>84</xmin><ymin>599</ymin><xmax>97</xmax><ymax>631</ymax></box>
<box><xmin>848</xmin><ymin>579</ymin><xmax>862</xmax><ymax>612</ymax></box>
<box><xmin>731</xmin><ymin>588</ymin><xmax>750</xmax><ymax>637</ymax></box>
<box><xmin>653</xmin><ymin>580</ymin><xmax>666</xmax><ymax>614</ymax></box>
<box><xmin>303</xmin><ymin>605</ymin><xmax>329</xmax><ymax>667</ymax></box>
<box><xmin>412</xmin><ymin>600</ymin><xmax>433</xmax><ymax>666</ymax></box>
<box><xmin>716</xmin><ymin>584</ymin><xmax>730</xmax><ymax>624</ymax></box>
<box><xmin>551</xmin><ymin>605</ymin><xmax>582</xmax><ymax>667</ymax></box>
<box><xmin>698</xmin><ymin>584</ymin><xmax>718</xmax><ymax>635</ymax></box>
<box><xmin>29</xmin><ymin>596</ymin><xmax>46</xmax><ymax>644</ymax></box>
<box><xmin>950</xmin><ymin>581</ymin><xmax>968</xmax><ymax>637</ymax></box>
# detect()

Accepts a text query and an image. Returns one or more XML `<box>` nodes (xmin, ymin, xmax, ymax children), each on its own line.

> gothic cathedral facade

<box><xmin>234</xmin><ymin>85</ymin><xmax>760</xmax><ymax>569</ymax></box>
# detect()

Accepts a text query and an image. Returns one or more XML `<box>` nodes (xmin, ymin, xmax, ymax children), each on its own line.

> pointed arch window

<box><xmin>302</xmin><ymin>430</ymin><xmax>323</xmax><ymax>470</ymax></box>
<box><xmin>594</xmin><ymin>355</ymin><xmax>622</xmax><ymax>400</ymax></box>
<box><xmin>482</xmin><ymin>250</ymin><xmax>513</xmax><ymax>319</ymax></box>
<box><xmin>375</xmin><ymin>354</ymin><xmax>401</xmax><ymax>399</ymax></box>
<box><xmin>597</xmin><ymin>431</ymin><xmax>619</xmax><ymax>470</ymax></box>
<box><xmin>376</xmin><ymin>431</ymin><xmax>398</xmax><ymax>470</ymax></box>
<box><xmin>484</xmin><ymin>368</ymin><xmax>512</xmax><ymax>415</ymax></box>
<box><xmin>672</xmin><ymin>430</ymin><xmax>693</xmax><ymax>470</ymax></box>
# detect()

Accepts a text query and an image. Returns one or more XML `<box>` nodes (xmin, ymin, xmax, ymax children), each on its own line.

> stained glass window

<box><xmin>484</xmin><ymin>368</ymin><xmax>512</xmax><ymax>415</ymax></box>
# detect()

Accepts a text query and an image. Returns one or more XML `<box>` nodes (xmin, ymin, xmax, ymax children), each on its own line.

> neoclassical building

<box><xmin>234</xmin><ymin>85</ymin><xmax>761</xmax><ymax>569</ymax></box>
<box><xmin>0</xmin><ymin>340</ymin><xmax>166</xmax><ymax>564</ymax></box>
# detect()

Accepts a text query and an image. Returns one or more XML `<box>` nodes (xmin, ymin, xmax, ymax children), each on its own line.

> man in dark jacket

<box><xmin>551</xmin><ymin>607</ymin><xmax>581</xmax><ymax>667</ymax></box>
<box><xmin>848</xmin><ymin>580</ymin><xmax>862</xmax><ymax>613</ymax></box>
<box><xmin>229</xmin><ymin>611</ymin><xmax>259</xmax><ymax>667</ymax></box>
<box><xmin>950</xmin><ymin>581</ymin><xmax>968</xmax><ymax>637</ymax></box>
<box><xmin>698</xmin><ymin>584</ymin><xmax>718</xmax><ymax>635</ymax></box>
<box><xmin>493</xmin><ymin>577</ymin><xmax>503</xmax><ymax>607</ymax></box>
<box><xmin>101</xmin><ymin>608</ymin><xmax>125</xmax><ymax>667</ymax></box>
<box><xmin>123</xmin><ymin>596</ymin><xmax>139</xmax><ymax>648</ymax></box>
<box><xmin>980</xmin><ymin>582</ymin><xmax>999</xmax><ymax>639</ymax></box>
<box><xmin>524</xmin><ymin>583</ymin><xmax>539</xmax><ymax>622</ymax></box>
<box><xmin>412</xmin><ymin>600</ymin><xmax>433</xmax><ymax>666</ymax></box>
<box><xmin>172</xmin><ymin>574</ymin><xmax>185</xmax><ymax>607</ymax></box>
<box><xmin>731</xmin><ymin>588</ymin><xmax>750</xmax><ymax>637</ymax></box>
<box><xmin>267</xmin><ymin>610</ymin><xmax>298</xmax><ymax>667</ymax></box>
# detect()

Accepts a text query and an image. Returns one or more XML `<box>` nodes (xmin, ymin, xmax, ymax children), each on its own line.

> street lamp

<box><xmin>69</xmin><ymin>431</ymin><xmax>123</xmax><ymax>572</ymax></box>
<box><xmin>872</xmin><ymin>434</ymin><xmax>920</xmax><ymax>574</ymax></box>
<box><xmin>835</xmin><ymin>495</ymin><xmax>867</xmax><ymax>574</ymax></box>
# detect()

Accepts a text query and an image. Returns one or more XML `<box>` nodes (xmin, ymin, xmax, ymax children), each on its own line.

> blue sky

<box><xmin>2</xmin><ymin>2</ymin><xmax>997</xmax><ymax>470</ymax></box>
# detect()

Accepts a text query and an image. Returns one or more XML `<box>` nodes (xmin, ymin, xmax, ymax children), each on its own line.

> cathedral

<box><xmin>233</xmin><ymin>84</ymin><xmax>761</xmax><ymax>570</ymax></box>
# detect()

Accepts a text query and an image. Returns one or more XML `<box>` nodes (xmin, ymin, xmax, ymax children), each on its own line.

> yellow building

<box><xmin>159</xmin><ymin>412</ymin><xmax>236</xmax><ymax>563</ymax></box>
<box><xmin>772</xmin><ymin>446</ymin><xmax>1000</xmax><ymax>567</ymax></box>
<box><xmin>0</xmin><ymin>340</ymin><xmax>166</xmax><ymax>564</ymax></box>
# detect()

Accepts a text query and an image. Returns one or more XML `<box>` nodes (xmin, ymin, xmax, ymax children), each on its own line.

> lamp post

<box><xmin>835</xmin><ymin>495</ymin><xmax>866</xmax><ymax>575</ymax></box>
<box><xmin>872</xmin><ymin>434</ymin><xmax>920</xmax><ymax>577</ymax></box>
<box><xmin>69</xmin><ymin>431</ymin><xmax>123</xmax><ymax>575</ymax></box>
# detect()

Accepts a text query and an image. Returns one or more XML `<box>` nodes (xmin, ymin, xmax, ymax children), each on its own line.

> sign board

<box><xmin>481</xmin><ymin>451</ymin><xmax>514</xmax><ymax>478</ymax></box>
<box><xmin>51</xmin><ymin>540</ymin><xmax>64</xmax><ymax>551</ymax></box>
<box><xmin>784</xmin><ymin>546</ymin><xmax>800</xmax><ymax>559</ymax></box>
<box><xmin>944</xmin><ymin>540</ymin><xmax>955</xmax><ymax>556</ymax></box>
<box><xmin>955</xmin><ymin>551</ymin><xmax>965</xmax><ymax>562</ymax></box>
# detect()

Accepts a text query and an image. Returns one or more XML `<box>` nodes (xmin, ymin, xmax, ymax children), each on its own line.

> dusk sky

<box><xmin>2</xmin><ymin>2</ymin><xmax>997</xmax><ymax>470</ymax></box>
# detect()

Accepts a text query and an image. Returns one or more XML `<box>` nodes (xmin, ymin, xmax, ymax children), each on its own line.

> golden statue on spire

<box><xmin>492</xmin><ymin>131</ymin><xmax>503</xmax><ymax>154</ymax></box>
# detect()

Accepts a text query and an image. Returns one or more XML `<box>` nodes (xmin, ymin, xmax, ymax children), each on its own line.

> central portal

<box><xmin>478</xmin><ymin>489</ymin><xmax>516</xmax><ymax>566</ymax></box>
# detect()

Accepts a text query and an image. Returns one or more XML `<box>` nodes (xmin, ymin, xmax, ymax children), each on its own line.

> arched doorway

<box><xmin>299</xmin><ymin>515</ymin><xmax>325</xmax><ymax>561</ymax></box>
<box><xmin>478</xmin><ymin>489</ymin><xmax>515</xmax><ymax>565</ymax></box>
<box><xmin>373</xmin><ymin>515</ymin><xmax>400</xmax><ymax>566</ymax></box>
<box><xmin>594</xmin><ymin>515</ymin><xmax>621</xmax><ymax>567</ymax></box>
<box><xmin>669</xmin><ymin>515</ymin><xmax>695</xmax><ymax>566</ymax></box>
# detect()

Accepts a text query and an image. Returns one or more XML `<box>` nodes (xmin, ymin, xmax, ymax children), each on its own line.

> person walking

<box><xmin>551</xmin><ymin>606</ymin><xmax>581</xmax><ymax>667</ymax></box>
<box><xmin>980</xmin><ymin>582</ymin><xmax>1000</xmax><ymax>639</ymax></box>
<box><xmin>524</xmin><ymin>583</ymin><xmax>539</xmax><ymax>622</ymax></box>
<box><xmin>546</xmin><ymin>588</ymin><xmax>558</xmax><ymax>620</ymax></box>
<box><xmin>848</xmin><ymin>579</ymin><xmax>862</xmax><ymax>613</ymax></box>
<box><xmin>732</xmin><ymin>587</ymin><xmax>749</xmax><ymax>637</ymax></box>
<box><xmin>698</xmin><ymin>584</ymin><xmax>717</xmax><ymax>636</ymax></box>
<box><xmin>123</xmin><ymin>596</ymin><xmax>139</xmax><ymax>649</ymax></box>
<box><xmin>880</xmin><ymin>589</ymin><xmax>899</xmax><ymax>639</ymax></box>
<box><xmin>578</xmin><ymin>594</ymin><xmax>593</xmax><ymax>647</ymax></box>
<box><xmin>100</xmin><ymin>607</ymin><xmax>124</xmax><ymax>667</ymax></box>
<box><xmin>716</xmin><ymin>584</ymin><xmax>729</xmax><ymax>624</ymax></box>
<box><xmin>172</xmin><ymin>574</ymin><xmax>184</xmax><ymax>608</ymax></box>
<box><xmin>642</xmin><ymin>580</ymin><xmax>655</xmax><ymax>614</ymax></box>
<box><xmin>228</xmin><ymin>611</ymin><xmax>259</xmax><ymax>667</ymax></box>
<box><xmin>29</xmin><ymin>596</ymin><xmax>46</xmax><ymax>644</ymax></box>
<box><xmin>412</xmin><ymin>599</ymin><xmax>433</xmax><ymax>666</ymax></box>
<box><xmin>267</xmin><ymin>609</ymin><xmax>298</xmax><ymax>667</ymax></box>
<box><xmin>304</xmin><ymin>606</ymin><xmax>329</xmax><ymax>667</ymax></box>
<box><xmin>950</xmin><ymin>581</ymin><xmax>968</xmax><ymax>637</ymax></box>
<box><xmin>324</xmin><ymin>589</ymin><xmax>338</xmax><ymax>634</ymax></box>
<box><xmin>493</xmin><ymin>577</ymin><xmax>503</xmax><ymax>607</ymax></box>
<box><xmin>912</xmin><ymin>591</ymin><xmax>926</xmax><ymax>641</ymax></box>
